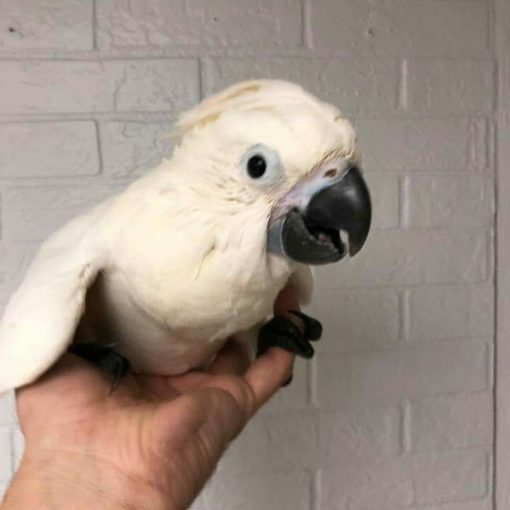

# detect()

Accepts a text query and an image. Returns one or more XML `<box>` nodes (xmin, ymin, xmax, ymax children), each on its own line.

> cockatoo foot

<box><xmin>287</xmin><ymin>310</ymin><xmax>323</xmax><ymax>341</ymax></box>
<box><xmin>69</xmin><ymin>343</ymin><xmax>131</xmax><ymax>393</ymax></box>
<box><xmin>256</xmin><ymin>312</ymin><xmax>322</xmax><ymax>360</ymax></box>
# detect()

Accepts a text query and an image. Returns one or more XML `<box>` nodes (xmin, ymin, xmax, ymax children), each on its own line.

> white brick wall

<box><xmin>0</xmin><ymin>1</ymin><xmax>499</xmax><ymax>509</ymax></box>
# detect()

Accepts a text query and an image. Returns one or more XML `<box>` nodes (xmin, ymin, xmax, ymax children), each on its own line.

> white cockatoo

<box><xmin>0</xmin><ymin>80</ymin><xmax>371</xmax><ymax>394</ymax></box>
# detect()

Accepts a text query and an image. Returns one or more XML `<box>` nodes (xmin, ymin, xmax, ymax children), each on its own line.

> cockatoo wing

<box><xmin>0</xmin><ymin>203</ymin><xmax>110</xmax><ymax>394</ymax></box>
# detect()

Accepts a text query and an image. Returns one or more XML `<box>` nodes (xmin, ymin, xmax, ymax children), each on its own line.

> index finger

<box><xmin>243</xmin><ymin>347</ymin><xmax>294</xmax><ymax>412</ymax></box>
<box><xmin>242</xmin><ymin>285</ymin><xmax>301</xmax><ymax>412</ymax></box>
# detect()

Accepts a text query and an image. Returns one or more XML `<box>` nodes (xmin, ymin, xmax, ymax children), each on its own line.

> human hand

<box><xmin>1</xmin><ymin>287</ymin><xmax>298</xmax><ymax>510</ymax></box>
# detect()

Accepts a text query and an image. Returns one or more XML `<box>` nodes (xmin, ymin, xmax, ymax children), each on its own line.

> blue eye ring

<box><xmin>241</xmin><ymin>144</ymin><xmax>282</xmax><ymax>186</ymax></box>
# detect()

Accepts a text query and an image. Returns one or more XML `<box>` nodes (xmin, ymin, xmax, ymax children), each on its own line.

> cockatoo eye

<box><xmin>247</xmin><ymin>155</ymin><xmax>267</xmax><ymax>178</ymax></box>
<box><xmin>241</xmin><ymin>144</ymin><xmax>282</xmax><ymax>186</ymax></box>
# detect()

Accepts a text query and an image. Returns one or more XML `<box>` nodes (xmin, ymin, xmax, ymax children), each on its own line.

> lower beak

<box><xmin>268</xmin><ymin>165</ymin><xmax>371</xmax><ymax>265</ymax></box>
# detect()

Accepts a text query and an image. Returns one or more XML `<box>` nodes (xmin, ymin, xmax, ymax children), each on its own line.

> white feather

<box><xmin>0</xmin><ymin>202</ymin><xmax>110</xmax><ymax>393</ymax></box>
<box><xmin>0</xmin><ymin>80</ymin><xmax>357</xmax><ymax>393</ymax></box>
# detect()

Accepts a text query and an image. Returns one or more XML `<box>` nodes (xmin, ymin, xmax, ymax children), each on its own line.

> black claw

<box><xmin>69</xmin><ymin>343</ymin><xmax>131</xmax><ymax>393</ymax></box>
<box><xmin>257</xmin><ymin>315</ymin><xmax>316</xmax><ymax>360</ymax></box>
<box><xmin>288</xmin><ymin>311</ymin><xmax>323</xmax><ymax>341</ymax></box>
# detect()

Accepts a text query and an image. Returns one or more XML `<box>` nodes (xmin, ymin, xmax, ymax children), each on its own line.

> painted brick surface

<box><xmin>310</xmin><ymin>0</ymin><xmax>490</xmax><ymax>56</ymax></box>
<box><xmin>204</xmin><ymin>58</ymin><xmax>400</xmax><ymax>115</ymax></box>
<box><xmin>219</xmin><ymin>406</ymin><xmax>399</xmax><ymax>473</ymax></box>
<box><xmin>408</xmin><ymin>284</ymin><xmax>494</xmax><ymax>341</ymax></box>
<box><xmin>0</xmin><ymin>60</ymin><xmax>199</xmax><ymax>114</ymax></box>
<box><xmin>0</xmin><ymin>244</ymin><xmax>39</xmax><ymax>302</ymax></box>
<box><xmin>355</xmin><ymin>118</ymin><xmax>488</xmax><ymax>172</ymax></box>
<box><xmin>315</xmin><ymin>340</ymin><xmax>489</xmax><ymax>408</ymax></box>
<box><xmin>100</xmin><ymin>121</ymin><xmax>175</xmax><ymax>177</ymax></box>
<box><xmin>406</xmin><ymin>176</ymin><xmax>493</xmax><ymax>228</ymax></box>
<box><xmin>0</xmin><ymin>122</ymin><xmax>99</xmax><ymax>178</ymax></box>
<box><xmin>318</xmin><ymin>449</ymin><xmax>488</xmax><ymax>510</ymax></box>
<box><xmin>97</xmin><ymin>0</ymin><xmax>302</xmax><ymax>49</ymax></box>
<box><xmin>0</xmin><ymin>429</ymin><xmax>11</xmax><ymax>482</ymax></box>
<box><xmin>305</xmin><ymin>288</ymin><xmax>401</xmax><ymax>352</ymax></box>
<box><xmin>11</xmin><ymin>429</ymin><xmax>23</xmax><ymax>475</ymax></box>
<box><xmin>359</xmin><ymin>173</ymin><xmax>400</xmax><ymax>229</ymax></box>
<box><xmin>201</xmin><ymin>470</ymin><xmax>311</xmax><ymax>510</ymax></box>
<box><xmin>408</xmin><ymin>392</ymin><xmax>493</xmax><ymax>451</ymax></box>
<box><xmin>314</xmin><ymin>230</ymin><xmax>489</xmax><ymax>287</ymax></box>
<box><xmin>0</xmin><ymin>0</ymin><xmax>497</xmax><ymax>509</ymax></box>
<box><xmin>406</xmin><ymin>60</ymin><xmax>495</xmax><ymax>114</ymax></box>
<box><xmin>0</xmin><ymin>482</ymin><xmax>7</xmax><ymax>502</ymax></box>
<box><xmin>416</xmin><ymin>502</ymin><xmax>491</xmax><ymax>510</ymax></box>
<box><xmin>0</xmin><ymin>394</ymin><xmax>15</xmax><ymax>427</ymax></box>
<box><xmin>3</xmin><ymin>181</ymin><xmax>127</xmax><ymax>241</ymax></box>
<box><xmin>0</xmin><ymin>0</ymin><xmax>93</xmax><ymax>51</ymax></box>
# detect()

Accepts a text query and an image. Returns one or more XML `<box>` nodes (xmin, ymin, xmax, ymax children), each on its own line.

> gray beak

<box><xmin>268</xmin><ymin>164</ymin><xmax>371</xmax><ymax>265</ymax></box>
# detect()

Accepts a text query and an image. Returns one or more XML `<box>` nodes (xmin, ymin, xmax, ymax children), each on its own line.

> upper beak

<box><xmin>267</xmin><ymin>160</ymin><xmax>371</xmax><ymax>265</ymax></box>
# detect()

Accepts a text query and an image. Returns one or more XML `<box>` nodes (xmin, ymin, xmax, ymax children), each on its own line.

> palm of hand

<box><xmin>14</xmin><ymin>290</ymin><xmax>297</xmax><ymax>510</ymax></box>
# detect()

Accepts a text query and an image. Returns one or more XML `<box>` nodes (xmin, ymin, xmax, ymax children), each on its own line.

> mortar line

<box><xmin>92</xmin><ymin>0</ymin><xmax>98</xmax><ymax>51</ymax></box>
<box><xmin>302</xmin><ymin>0</ymin><xmax>313</xmax><ymax>50</ymax></box>
<box><xmin>398</xmin><ymin>59</ymin><xmax>408</xmax><ymax>110</ymax></box>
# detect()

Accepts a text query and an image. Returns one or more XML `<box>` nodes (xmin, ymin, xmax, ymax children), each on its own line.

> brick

<box><xmin>205</xmin><ymin>58</ymin><xmax>399</xmax><ymax>115</ymax></box>
<box><xmin>311</xmin><ymin>0</ymin><xmax>489</xmax><ymax>56</ymax></box>
<box><xmin>189</xmin><ymin>494</ymin><xmax>208</xmax><ymax>510</ymax></box>
<box><xmin>202</xmin><ymin>470</ymin><xmax>311</xmax><ymax>510</ymax></box>
<box><xmin>220</xmin><ymin>407</ymin><xmax>398</xmax><ymax>473</ymax></box>
<box><xmin>97</xmin><ymin>0</ymin><xmax>301</xmax><ymax>49</ymax></box>
<box><xmin>409</xmin><ymin>392</ymin><xmax>492</xmax><ymax>451</ymax></box>
<box><xmin>318</xmin><ymin>458</ymin><xmax>414</xmax><ymax>510</ymax></box>
<box><xmin>362</xmin><ymin>173</ymin><xmax>400</xmax><ymax>229</ymax></box>
<box><xmin>0</xmin><ymin>428</ymin><xmax>10</xmax><ymax>481</ymax></box>
<box><xmin>0</xmin><ymin>393</ymin><xmax>14</xmax><ymax>427</ymax></box>
<box><xmin>0</xmin><ymin>480</ymin><xmax>8</xmax><ymax>500</ymax></box>
<box><xmin>0</xmin><ymin>122</ymin><xmax>99</xmax><ymax>178</ymax></box>
<box><xmin>315</xmin><ymin>340</ymin><xmax>489</xmax><ymax>408</ymax></box>
<box><xmin>0</xmin><ymin>0</ymin><xmax>93</xmax><ymax>51</ymax></box>
<box><xmin>318</xmin><ymin>449</ymin><xmax>487</xmax><ymax>510</ymax></box>
<box><xmin>3</xmin><ymin>182</ymin><xmax>127</xmax><ymax>242</ymax></box>
<box><xmin>406</xmin><ymin>176</ymin><xmax>493</xmax><ymax>228</ymax></box>
<box><xmin>316</xmin><ymin>407</ymin><xmax>399</xmax><ymax>466</ymax></box>
<box><xmin>408</xmin><ymin>284</ymin><xmax>494</xmax><ymax>341</ymax></box>
<box><xmin>314</xmin><ymin>230</ymin><xmax>488</xmax><ymax>287</ymax></box>
<box><xmin>100</xmin><ymin>122</ymin><xmax>175</xmax><ymax>177</ymax></box>
<box><xmin>11</xmin><ymin>429</ymin><xmax>23</xmax><ymax>474</ymax></box>
<box><xmin>219</xmin><ymin>411</ymin><xmax>318</xmax><ymax>474</ymax></box>
<box><xmin>407</xmin><ymin>60</ymin><xmax>494</xmax><ymax>114</ymax></box>
<box><xmin>0</xmin><ymin>60</ymin><xmax>199</xmax><ymax>114</ymax></box>
<box><xmin>305</xmin><ymin>289</ymin><xmax>400</xmax><ymax>352</ymax></box>
<box><xmin>412</xmin><ymin>449</ymin><xmax>488</xmax><ymax>505</ymax></box>
<box><xmin>414</xmin><ymin>501</ymin><xmax>491</xmax><ymax>510</ymax></box>
<box><xmin>0</xmin><ymin>244</ymin><xmax>39</xmax><ymax>298</ymax></box>
<box><xmin>356</xmin><ymin>118</ymin><xmax>488</xmax><ymax>172</ymax></box>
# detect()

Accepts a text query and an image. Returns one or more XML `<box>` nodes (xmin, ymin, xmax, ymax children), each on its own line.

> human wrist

<box><xmin>2</xmin><ymin>447</ymin><xmax>173</xmax><ymax>510</ymax></box>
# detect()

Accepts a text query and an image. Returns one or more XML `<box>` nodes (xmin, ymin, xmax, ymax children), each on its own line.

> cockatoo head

<box><xmin>172</xmin><ymin>80</ymin><xmax>371</xmax><ymax>265</ymax></box>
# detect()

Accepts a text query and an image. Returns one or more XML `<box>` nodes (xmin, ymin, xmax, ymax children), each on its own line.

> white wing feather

<box><xmin>0</xmin><ymin>204</ymin><xmax>109</xmax><ymax>394</ymax></box>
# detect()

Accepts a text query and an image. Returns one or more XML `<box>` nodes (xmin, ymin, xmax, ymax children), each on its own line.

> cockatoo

<box><xmin>0</xmin><ymin>80</ymin><xmax>371</xmax><ymax>394</ymax></box>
